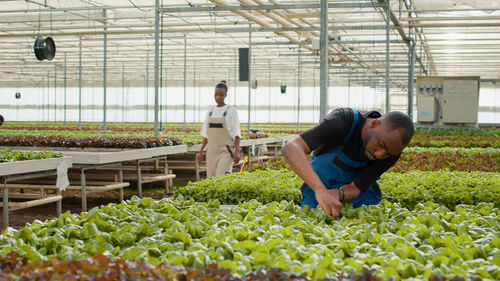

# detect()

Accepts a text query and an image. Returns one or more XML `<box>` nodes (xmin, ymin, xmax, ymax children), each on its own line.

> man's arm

<box><xmin>282</xmin><ymin>136</ymin><xmax>342</xmax><ymax>219</ymax></box>
<box><xmin>350</xmin><ymin>154</ymin><xmax>400</xmax><ymax>192</ymax></box>
<box><xmin>340</xmin><ymin>154</ymin><xmax>399</xmax><ymax>201</ymax></box>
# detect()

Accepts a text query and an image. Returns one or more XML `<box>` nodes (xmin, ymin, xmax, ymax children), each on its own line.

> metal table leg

<box><xmin>56</xmin><ymin>188</ymin><xmax>62</xmax><ymax>216</ymax></box>
<box><xmin>137</xmin><ymin>161</ymin><xmax>142</xmax><ymax>198</ymax></box>
<box><xmin>164</xmin><ymin>156</ymin><xmax>169</xmax><ymax>193</ymax></box>
<box><xmin>81</xmin><ymin>169</ymin><xmax>87</xmax><ymax>212</ymax></box>
<box><xmin>195</xmin><ymin>160</ymin><xmax>200</xmax><ymax>181</ymax></box>
<box><xmin>119</xmin><ymin>167</ymin><xmax>124</xmax><ymax>201</ymax></box>
<box><xmin>3</xmin><ymin>177</ymin><xmax>9</xmax><ymax>229</ymax></box>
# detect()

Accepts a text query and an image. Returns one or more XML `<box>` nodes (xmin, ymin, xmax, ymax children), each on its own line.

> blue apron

<box><xmin>301</xmin><ymin>109</ymin><xmax>382</xmax><ymax>209</ymax></box>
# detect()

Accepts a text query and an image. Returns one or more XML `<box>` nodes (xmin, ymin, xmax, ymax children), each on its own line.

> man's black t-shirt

<box><xmin>300</xmin><ymin>108</ymin><xmax>400</xmax><ymax>192</ymax></box>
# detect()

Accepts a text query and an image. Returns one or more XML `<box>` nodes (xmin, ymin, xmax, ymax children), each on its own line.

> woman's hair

<box><xmin>216</xmin><ymin>80</ymin><xmax>228</xmax><ymax>94</ymax></box>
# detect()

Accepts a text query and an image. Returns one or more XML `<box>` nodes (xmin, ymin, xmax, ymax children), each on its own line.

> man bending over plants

<box><xmin>282</xmin><ymin>108</ymin><xmax>414</xmax><ymax>219</ymax></box>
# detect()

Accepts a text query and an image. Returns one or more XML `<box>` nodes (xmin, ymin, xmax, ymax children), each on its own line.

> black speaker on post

<box><xmin>239</xmin><ymin>48</ymin><xmax>249</xmax><ymax>81</ymax></box>
<box><xmin>280</xmin><ymin>85</ymin><xmax>287</xmax><ymax>94</ymax></box>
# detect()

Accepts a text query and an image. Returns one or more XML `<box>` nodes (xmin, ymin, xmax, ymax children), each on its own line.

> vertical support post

<box><xmin>408</xmin><ymin>38</ymin><xmax>415</xmax><ymax>119</ymax></box>
<box><xmin>103</xmin><ymin>9</ymin><xmax>108</xmax><ymax>132</ymax></box>
<box><xmin>319</xmin><ymin>0</ymin><xmax>329</xmax><ymax>121</ymax></box>
<box><xmin>234</xmin><ymin>49</ymin><xmax>237</xmax><ymax>108</ymax></box>
<box><xmin>408</xmin><ymin>0</ymin><xmax>416</xmax><ymax>120</ymax></box>
<box><xmin>122</xmin><ymin>62</ymin><xmax>125</xmax><ymax>122</ymax></box>
<box><xmin>146</xmin><ymin>52</ymin><xmax>149</xmax><ymax>126</ymax></box>
<box><xmin>193</xmin><ymin>62</ymin><xmax>196</xmax><ymax>122</ymax></box>
<box><xmin>183</xmin><ymin>35</ymin><xmax>187</xmax><ymax>130</ymax></box>
<box><xmin>47</xmin><ymin>73</ymin><xmax>50</xmax><ymax>121</ymax></box>
<box><xmin>159</xmin><ymin>2</ymin><xmax>164</xmax><ymax>132</ymax></box>
<box><xmin>297</xmin><ymin>48</ymin><xmax>301</xmax><ymax>131</ymax></box>
<box><xmin>54</xmin><ymin>63</ymin><xmax>57</xmax><ymax>124</ymax></box>
<box><xmin>348</xmin><ymin>73</ymin><xmax>351</xmax><ymax>107</ymax></box>
<box><xmin>92</xmin><ymin>78</ymin><xmax>95</xmax><ymax>121</ymax></box>
<box><xmin>313</xmin><ymin>66</ymin><xmax>316</xmax><ymax>122</ymax></box>
<box><xmin>64</xmin><ymin>52</ymin><xmax>67</xmax><ymax>126</ymax></box>
<box><xmin>42</xmin><ymin>77</ymin><xmax>45</xmax><ymax>121</ymax></box>
<box><xmin>154</xmin><ymin>0</ymin><xmax>160</xmax><ymax>137</ymax></box>
<box><xmin>81</xmin><ymin>170</ymin><xmax>87</xmax><ymax>212</ymax></box>
<box><xmin>247</xmin><ymin>24</ymin><xmax>252</xmax><ymax>133</ymax></box>
<box><xmin>268</xmin><ymin>59</ymin><xmax>271</xmax><ymax>122</ymax></box>
<box><xmin>385</xmin><ymin>0</ymin><xmax>391</xmax><ymax>114</ymax></box>
<box><xmin>78</xmin><ymin>37</ymin><xmax>82</xmax><ymax>129</ymax></box>
<box><xmin>197</xmin><ymin>73</ymin><xmax>201</xmax><ymax>122</ymax></box>
<box><xmin>164</xmin><ymin>66</ymin><xmax>167</xmax><ymax>125</ymax></box>
<box><xmin>161</xmin><ymin>67</ymin><xmax>166</xmax><ymax>129</ymax></box>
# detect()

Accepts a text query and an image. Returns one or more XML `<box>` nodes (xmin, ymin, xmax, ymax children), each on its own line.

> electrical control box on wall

<box><xmin>416</xmin><ymin>76</ymin><xmax>480</xmax><ymax>126</ymax></box>
<box><xmin>417</xmin><ymin>96</ymin><xmax>438</xmax><ymax>122</ymax></box>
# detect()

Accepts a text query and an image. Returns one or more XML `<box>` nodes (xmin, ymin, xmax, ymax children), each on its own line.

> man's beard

<box><xmin>360</xmin><ymin>131</ymin><xmax>374</xmax><ymax>159</ymax></box>
<box><xmin>360</xmin><ymin>139</ymin><xmax>368</xmax><ymax>159</ymax></box>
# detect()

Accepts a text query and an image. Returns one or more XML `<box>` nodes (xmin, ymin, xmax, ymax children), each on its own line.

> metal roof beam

<box><xmin>160</xmin><ymin>2</ymin><xmax>384</xmax><ymax>13</ymax></box>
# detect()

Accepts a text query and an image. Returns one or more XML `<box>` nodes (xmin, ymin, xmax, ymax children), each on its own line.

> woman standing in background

<box><xmin>196</xmin><ymin>81</ymin><xmax>241</xmax><ymax>177</ymax></box>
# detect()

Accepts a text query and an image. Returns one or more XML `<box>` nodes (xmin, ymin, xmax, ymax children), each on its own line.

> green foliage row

<box><xmin>393</xmin><ymin>147</ymin><xmax>500</xmax><ymax>173</ymax></box>
<box><xmin>0</xmin><ymin>135</ymin><xmax>182</xmax><ymax>149</ymax></box>
<box><xmin>1</xmin><ymin>252</ymin><xmax>427</xmax><ymax>281</ymax></box>
<box><xmin>174</xmin><ymin>169</ymin><xmax>302</xmax><ymax>205</ymax></box>
<box><xmin>0</xmin><ymin>149</ymin><xmax>63</xmax><ymax>163</ymax></box>
<box><xmin>5</xmin><ymin>121</ymin><xmax>499</xmax><ymax>137</ymax></box>
<box><xmin>244</xmin><ymin>147</ymin><xmax>500</xmax><ymax>173</ymax></box>
<box><xmin>414</xmin><ymin>127</ymin><xmax>499</xmax><ymax>137</ymax></box>
<box><xmin>404</xmin><ymin>146</ymin><xmax>500</xmax><ymax>154</ymax></box>
<box><xmin>0</xmin><ymin>129</ymin><xmax>286</xmax><ymax>146</ymax></box>
<box><xmin>176</xmin><ymin>168</ymin><xmax>499</xmax><ymax>211</ymax></box>
<box><xmin>2</xmin><ymin>121</ymin><xmax>314</xmax><ymax>132</ymax></box>
<box><xmin>0</xmin><ymin>197</ymin><xmax>498</xmax><ymax>280</ymax></box>
<box><xmin>379</xmin><ymin>171</ymin><xmax>500</xmax><ymax>210</ymax></box>
<box><xmin>243</xmin><ymin>157</ymin><xmax>291</xmax><ymax>172</ymax></box>
<box><xmin>0</xmin><ymin>129</ymin><xmax>164</xmax><ymax>139</ymax></box>
<box><xmin>409</xmin><ymin>135</ymin><xmax>500</xmax><ymax>148</ymax></box>
<box><xmin>2</xmin><ymin>121</ymin><xmax>201</xmax><ymax>130</ymax></box>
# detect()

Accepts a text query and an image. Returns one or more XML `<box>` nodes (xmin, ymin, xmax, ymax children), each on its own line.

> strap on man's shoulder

<box><xmin>343</xmin><ymin>108</ymin><xmax>359</xmax><ymax>143</ymax></box>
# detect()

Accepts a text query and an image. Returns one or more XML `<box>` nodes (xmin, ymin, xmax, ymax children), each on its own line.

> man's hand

<box><xmin>233</xmin><ymin>150</ymin><xmax>240</xmax><ymax>164</ymax></box>
<box><xmin>196</xmin><ymin>152</ymin><xmax>203</xmax><ymax>163</ymax></box>
<box><xmin>340</xmin><ymin>182</ymin><xmax>361</xmax><ymax>202</ymax></box>
<box><xmin>315</xmin><ymin>188</ymin><xmax>342</xmax><ymax>219</ymax></box>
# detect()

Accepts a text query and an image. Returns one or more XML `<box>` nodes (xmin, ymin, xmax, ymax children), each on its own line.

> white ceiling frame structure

<box><xmin>0</xmin><ymin>1</ymin><xmax>499</xmax><ymax>111</ymax></box>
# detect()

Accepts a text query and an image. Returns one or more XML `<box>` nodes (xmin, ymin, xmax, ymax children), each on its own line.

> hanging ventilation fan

<box><xmin>34</xmin><ymin>37</ymin><xmax>56</xmax><ymax>61</ymax></box>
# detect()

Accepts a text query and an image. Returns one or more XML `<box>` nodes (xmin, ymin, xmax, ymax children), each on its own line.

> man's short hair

<box><xmin>0</xmin><ymin>114</ymin><xmax>3</xmax><ymax>122</ymax></box>
<box><xmin>381</xmin><ymin>111</ymin><xmax>414</xmax><ymax>145</ymax></box>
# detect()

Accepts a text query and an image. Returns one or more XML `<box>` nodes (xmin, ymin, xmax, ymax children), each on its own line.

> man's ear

<box><xmin>370</xmin><ymin>119</ymin><xmax>381</xmax><ymax>128</ymax></box>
